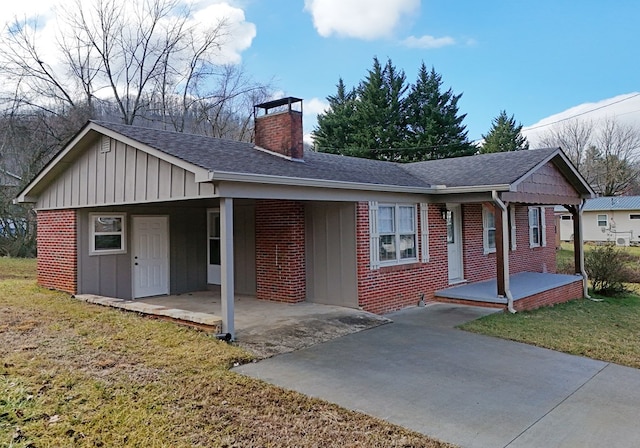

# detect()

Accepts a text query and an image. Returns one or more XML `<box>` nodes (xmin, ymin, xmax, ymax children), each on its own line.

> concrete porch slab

<box><xmin>435</xmin><ymin>272</ymin><xmax>583</xmax><ymax>304</ymax></box>
<box><xmin>74</xmin><ymin>291</ymin><xmax>390</xmax><ymax>358</ymax></box>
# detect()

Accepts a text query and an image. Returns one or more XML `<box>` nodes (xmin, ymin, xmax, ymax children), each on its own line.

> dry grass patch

<box><xmin>460</xmin><ymin>293</ymin><xmax>640</xmax><ymax>369</ymax></box>
<box><xmin>1</xmin><ymin>259</ymin><xmax>452</xmax><ymax>448</ymax></box>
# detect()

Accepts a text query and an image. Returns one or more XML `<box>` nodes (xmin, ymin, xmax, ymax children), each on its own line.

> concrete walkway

<box><xmin>234</xmin><ymin>303</ymin><xmax>640</xmax><ymax>448</ymax></box>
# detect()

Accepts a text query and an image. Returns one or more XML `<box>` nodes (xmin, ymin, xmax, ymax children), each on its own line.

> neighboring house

<box><xmin>16</xmin><ymin>97</ymin><xmax>595</xmax><ymax>337</ymax></box>
<box><xmin>556</xmin><ymin>196</ymin><xmax>640</xmax><ymax>246</ymax></box>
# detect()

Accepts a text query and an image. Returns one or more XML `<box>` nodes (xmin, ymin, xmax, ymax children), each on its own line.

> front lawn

<box><xmin>0</xmin><ymin>258</ymin><xmax>451</xmax><ymax>448</ymax></box>
<box><xmin>463</xmin><ymin>242</ymin><xmax>640</xmax><ymax>368</ymax></box>
<box><xmin>461</xmin><ymin>294</ymin><xmax>640</xmax><ymax>368</ymax></box>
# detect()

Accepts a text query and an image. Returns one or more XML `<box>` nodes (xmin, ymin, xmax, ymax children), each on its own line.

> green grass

<box><xmin>0</xmin><ymin>258</ymin><xmax>451</xmax><ymax>448</ymax></box>
<box><xmin>461</xmin><ymin>294</ymin><xmax>640</xmax><ymax>368</ymax></box>
<box><xmin>462</xmin><ymin>242</ymin><xmax>640</xmax><ymax>368</ymax></box>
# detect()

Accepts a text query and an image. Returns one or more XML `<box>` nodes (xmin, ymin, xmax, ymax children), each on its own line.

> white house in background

<box><xmin>556</xmin><ymin>196</ymin><xmax>640</xmax><ymax>246</ymax></box>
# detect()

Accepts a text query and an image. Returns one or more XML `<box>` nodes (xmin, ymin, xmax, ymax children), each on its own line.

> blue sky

<box><xmin>239</xmin><ymin>0</ymin><xmax>640</xmax><ymax>142</ymax></box>
<box><xmin>3</xmin><ymin>0</ymin><xmax>639</xmax><ymax>144</ymax></box>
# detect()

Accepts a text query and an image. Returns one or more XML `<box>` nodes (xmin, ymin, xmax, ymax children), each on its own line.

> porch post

<box><xmin>494</xmin><ymin>203</ymin><xmax>506</xmax><ymax>297</ymax></box>
<box><xmin>220</xmin><ymin>197</ymin><xmax>235</xmax><ymax>338</ymax></box>
<box><xmin>568</xmin><ymin>201</ymin><xmax>588</xmax><ymax>297</ymax></box>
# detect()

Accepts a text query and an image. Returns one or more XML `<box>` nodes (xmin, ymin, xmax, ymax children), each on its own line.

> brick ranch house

<box><xmin>16</xmin><ymin>97</ymin><xmax>594</xmax><ymax>337</ymax></box>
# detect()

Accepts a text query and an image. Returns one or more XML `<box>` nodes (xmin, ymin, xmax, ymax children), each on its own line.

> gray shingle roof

<box><xmin>402</xmin><ymin>148</ymin><xmax>559</xmax><ymax>187</ymax></box>
<box><xmin>92</xmin><ymin>121</ymin><xmax>431</xmax><ymax>188</ymax></box>
<box><xmin>91</xmin><ymin>121</ymin><xmax>566</xmax><ymax>191</ymax></box>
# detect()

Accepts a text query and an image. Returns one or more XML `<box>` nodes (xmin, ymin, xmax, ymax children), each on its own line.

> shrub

<box><xmin>585</xmin><ymin>244</ymin><xmax>629</xmax><ymax>296</ymax></box>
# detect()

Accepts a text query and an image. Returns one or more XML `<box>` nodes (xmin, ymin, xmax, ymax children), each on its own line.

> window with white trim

<box><xmin>377</xmin><ymin>204</ymin><xmax>417</xmax><ymax>265</ymax></box>
<box><xmin>597</xmin><ymin>214</ymin><xmax>608</xmax><ymax>227</ymax></box>
<box><xmin>90</xmin><ymin>213</ymin><xmax>126</xmax><ymax>255</ymax></box>
<box><xmin>528</xmin><ymin>207</ymin><xmax>546</xmax><ymax>248</ymax></box>
<box><xmin>631</xmin><ymin>214</ymin><xmax>640</xmax><ymax>220</ymax></box>
<box><xmin>482</xmin><ymin>206</ymin><xmax>496</xmax><ymax>254</ymax></box>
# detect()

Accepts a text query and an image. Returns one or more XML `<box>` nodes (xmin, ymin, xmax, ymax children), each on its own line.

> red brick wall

<box><xmin>462</xmin><ymin>204</ymin><xmax>557</xmax><ymax>283</ymax></box>
<box><xmin>255</xmin><ymin>111</ymin><xmax>303</xmax><ymax>159</ymax></box>
<box><xmin>356</xmin><ymin>202</ymin><xmax>449</xmax><ymax>315</ymax></box>
<box><xmin>37</xmin><ymin>209</ymin><xmax>77</xmax><ymax>294</ymax></box>
<box><xmin>255</xmin><ymin>200</ymin><xmax>306</xmax><ymax>303</ymax></box>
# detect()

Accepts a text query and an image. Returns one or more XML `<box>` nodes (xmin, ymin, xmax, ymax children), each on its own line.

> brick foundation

<box><xmin>255</xmin><ymin>200</ymin><xmax>306</xmax><ymax>303</ymax></box>
<box><xmin>36</xmin><ymin>209</ymin><xmax>77</xmax><ymax>294</ymax></box>
<box><xmin>435</xmin><ymin>279</ymin><xmax>584</xmax><ymax>312</ymax></box>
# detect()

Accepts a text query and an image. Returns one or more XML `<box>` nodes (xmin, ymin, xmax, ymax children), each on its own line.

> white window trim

<box><xmin>90</xmin><ymin>213</ymin><xmax>127</xmax><ymax>255</ymax></box>
<box><xmin>528</xmin><ymin>206</ymin><xmax>547</xmax><ymax>248</ymax></box>
<box><xmin>368</xmin><ymin>201</ymin><xmax>380</xmax><ymax>269</ymax></box>
<box><xmin>597</xmin><ymin>214</ymin><xmax>608</xmax><ymax>227</ymax></box>
<box><xmin>630</xmin><ymin>214</ymin><xmax>640</xmax><ymax>220</ymax></box>
<box><xmin>482</xmin><ymin>206</ymin><xmax>496</xmax><ymax>254</ymax></box>
<box><xmin>509</xmin><ymin>205</ymin><xmax>517</xmax><ymax>251</ymax></box>
<box><xmin>370</xmin><ymin>202</ymin><xmax>418</xmax><ymax>268</ymax></box>
<box><xmin>420</xmin><ymin>203</ymin><xmax>429</xmax><ymax>263</ymax></box>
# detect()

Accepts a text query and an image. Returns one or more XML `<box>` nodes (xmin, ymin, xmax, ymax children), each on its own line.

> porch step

<box><xmin>74</xmin><ymin>294</ymin><xmax>223</xmax><ymax>333</ymax></box>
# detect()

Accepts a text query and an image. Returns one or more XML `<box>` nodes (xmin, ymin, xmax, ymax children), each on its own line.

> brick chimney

<box><xmin>254</xmin><ymin>97</ymin><xmax>303</xmax><ymax>160</ymax></box>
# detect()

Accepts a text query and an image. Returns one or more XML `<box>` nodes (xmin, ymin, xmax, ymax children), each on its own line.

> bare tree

<box><xmin>540</xmin><ymin>118</ymin><xmax>640</xmax><ymax>196</ymax></box>
<box><xmin>588</xmin><ymin>119</ymin><xmax>640</xmax><ymax>196</ymax></box>
<box><xmin>539</xmin><ymin>119</ymin><xmax>592</xmax><ymax>171</ymax></box>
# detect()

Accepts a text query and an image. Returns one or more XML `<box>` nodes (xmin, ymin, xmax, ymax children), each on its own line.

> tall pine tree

<box><xmin>405</xmin><ymin>63</ymin><xmax>475</xmax><ymax>160</ymax></box>
<box><xmin>312</xmin><ymin>58</ymin><xmax>473</xmax><ymax>162</ymax></box>
<box><xmin>480</xmin><ymin>110</ymin><xmax>529</xmax><ymax>153</ymax></box>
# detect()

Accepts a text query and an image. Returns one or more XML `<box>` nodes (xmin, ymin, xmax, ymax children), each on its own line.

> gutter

<box><xmin>492</xmin><ymin>191</ymin><xmax>516</xmax><ymax>313</ymax></box>
<box><xmin>208</xmin><ymin>170</ymin><xmax>512</xmax><ymax>196</ymax></box>
<box><xmin>578</xmin><ymin>198</ymin><xmax>592</xmax><ymax>299</ymax></box>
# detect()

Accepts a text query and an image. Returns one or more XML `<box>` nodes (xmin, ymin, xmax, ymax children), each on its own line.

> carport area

<box><xmin>234</xmin><ymin>303</ymin><xmax>640</xmax><ymax>448</ymax></box>
<box><xmin>75</xmin><ymin>291</ymin><xmax>389</xmax><ymax>358</ymax></box>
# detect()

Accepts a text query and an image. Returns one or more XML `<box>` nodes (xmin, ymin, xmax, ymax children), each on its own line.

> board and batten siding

<box><xmin>37</xmin><ymin>137</ymin><xmax>215</xmax><ymax>209</ymax></box>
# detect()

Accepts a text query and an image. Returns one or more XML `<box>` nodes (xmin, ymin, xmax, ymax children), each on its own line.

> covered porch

<box><xmin>435</xmin><ymin>272</ymin><xmax>585</xmax><ymax>311</ymax></box>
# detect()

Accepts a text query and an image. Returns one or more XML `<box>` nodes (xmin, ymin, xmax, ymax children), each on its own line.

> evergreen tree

<box><xmin>313</xmin><ymin>78</ymin><xmax>358</xmax><ymax>154</ymax></box>
<box><xmin>405</xmin><ymin>63</ymin><xmax>475</xmax><ymax>160</ymax></box>
<box><xmin>313</xmin><ymin>58</ymin><xmax>473</xmax><ymax>162</ymax></box>
<box><xmin>480</xmin><ymin>110</ymin><xmax>529</xmax><ymax>153</ymax></box>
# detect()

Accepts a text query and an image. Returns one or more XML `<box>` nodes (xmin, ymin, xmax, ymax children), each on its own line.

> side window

<box><xmin>90</xmin><ymin>213</ymin><xmax>126</xmax><ymax>255</ymax></box>
<box><xmin>528</xmin><ymin>207</ymin><xmax>546</xmax><ymax>248</ymax></box>
<box><xmin>372</xmin><ymin>203</ymin><xmax>418</xmax><ymax>266</ymax></box>
<box><xmin>483</xmin><ymin>206</ymin><xmax>496</xmax><ymax>254</ymax></box>
<box><xmin>597</xmin><ymin>214</ymin><xmax>608</xmax><ymax>227</ymax></box>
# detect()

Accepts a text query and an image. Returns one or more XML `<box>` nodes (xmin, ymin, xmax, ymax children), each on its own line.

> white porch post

<box><xmin>220</xmin><ymin>197</ymin><xmax>235</xmax><ymax>338</ymax></box>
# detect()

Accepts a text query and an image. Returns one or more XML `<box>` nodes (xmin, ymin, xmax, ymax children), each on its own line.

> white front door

<box><xmin>447</xmin><ymin>204</ymin><xmax>464</xmax><ymax>283</ymax></box>
<box><xmin>207</xmin><ymin>209</ymin><xmax>221</xmax><ymax>285</ymax></box>
<box><xmin>132</xmin><ymin>216</ymin><xmax>169</xmax><ymax>298</ymax></box>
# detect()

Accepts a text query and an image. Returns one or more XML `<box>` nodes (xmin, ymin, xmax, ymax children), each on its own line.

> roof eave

<box><xmin>208</xmin><ymin>170</ymin><xmax>443</xmax><ymax>194</ymax></box>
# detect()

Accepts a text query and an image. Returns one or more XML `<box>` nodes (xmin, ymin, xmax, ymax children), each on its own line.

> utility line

<box><xmin>523</xmin><ymin>93</ymin><xmax>640</xmax><ymax>132</ymax></box>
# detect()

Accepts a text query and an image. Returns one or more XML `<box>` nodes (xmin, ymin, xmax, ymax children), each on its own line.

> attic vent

<box><xmin>100</xmin><ymin>136</ymin><xmax>111</xmax><ymax>154</ymax></box>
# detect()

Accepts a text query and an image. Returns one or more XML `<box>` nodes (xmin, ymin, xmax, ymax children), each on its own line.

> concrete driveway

<box><xmin>234</xmin><ymin>303</ymin><xmax>640</xmax><ymax>448</ymax></box>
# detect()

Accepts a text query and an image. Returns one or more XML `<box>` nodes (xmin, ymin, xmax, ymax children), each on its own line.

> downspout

<box><xmin>492</xmin><ymin>191</ymin><xmax>516</xmax><ymax>313</ymax></box>
<box><xmin>578</xmin><ymin>199</ymin><xmax>591</xmax><ymax>299</ymax></box>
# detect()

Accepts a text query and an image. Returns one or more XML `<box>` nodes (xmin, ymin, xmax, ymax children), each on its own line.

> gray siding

<box><xmin>37</xmin><ymin>137</ymin><xmax>215</xmax><ymax>209</ymax></box>
<box><xmin>77</xmin><ymin>202</ymin><xmax>210</xmax><ymax>299</ymax></box>
<box><xmin>305</xmin><ymin>202</ymin><xmax>358</xmax><ymax>308</ymax></box>
<box><xmin>233</xmin><ymin>203</ymin><xmax>257</xmax><ymax>295</ymax></box>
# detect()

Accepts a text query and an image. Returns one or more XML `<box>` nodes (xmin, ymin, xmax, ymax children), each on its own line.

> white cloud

<box><xmin>0</xmin><ymin>0</ymin><xmax>255</xmax><ymax>68</ymax></box>
<box><xmin>305</xmin><ymin>97</ymin><xmax>329</xmax><ymax>117</ymax></box>
<box><xmin>523</xmin><ymin>93</ymin><xmax>640</xmax><ymax>148</ymax></box>
<box><xmin>304</xmin><ymin>0</ymin><xmax>419</xmax><ymax>40</ymax></box>
<box><xmin>402</xmin><ymin>34</ymin><xmax>455</xmax><ymax>49</ymax></box>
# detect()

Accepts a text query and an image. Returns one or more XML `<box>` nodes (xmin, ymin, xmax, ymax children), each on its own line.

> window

<box><xmin>597</xmin><ymin>214</ymin><xmax>608</xmax><ymax>227</ymax></box>
<box><xmin>528</xmin><ymin>207</ymin><xmax>546</xmax><ymax>248</ymax></box>
<box><xmin>631</xmin><ymin>214</ymin><xmax>640</xmax><ymax>220</ymax></box>
<box><xmin>483</xmin><ymin>206</ymin><xmax>496</xmax><ymax>254</ymax></box>
<box><xmin>376</xmin><ymin>204</ymin><xmax>417</xmax><ymax>265</ymax></box>
<box><xmin>90</xmin><ymin>214</ymin><xmax>126</xmax><ymax>254</ymax></box>
<box><xmin>561</xmin><ymin>215</ymin><xmax>573</xmax><ymax>221</ymax></box>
